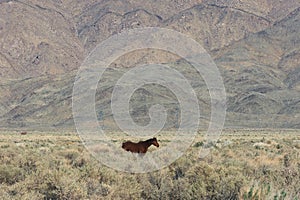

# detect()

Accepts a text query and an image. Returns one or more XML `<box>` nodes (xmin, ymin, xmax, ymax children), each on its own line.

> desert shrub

<box><xmin>109</xmin><ymin>174</ymin><xmax>142</xmax><ymax>200</ymax></box>
<box><xmin>283</xmin><ymin>154</ymin><xmax>290</xmax><ymax>168</ymax></box>
<box><xmin>61</xmin><ymin>150</ymin><xmax>80</xmax><ymax>162</ymax></box>
<box><xmin>169</xmin><ymin>178</ymin><xmax>194</xmax><ymax>199</ymax></box>
<box><xmin>86</xmin><ymin>178</ymin><xmax>111</xmax><ymax>197</ymax></box>
<box><xmin>73</xmin><ymin>154</ymin><xmax>90</xmax><ymax>168</ymax></box>
<box><xmin>139</xmin><ymin>172</ymin><xmax>174</xmax><ymax>200</ymax></box>
<box><xmin>17</xmin><ymin>154</ymin><xmax>38</xmax><ymax>174</ymax></box>
<box><xmin>273</xmin><ymin>190</ymin><xmax>287</xmax><ymax>200</ymax></box>
<box><xmin>173</xmin><ymin>166</ymin><xmax>184</xmax><ymax>180</ymax></box>
<box><xmin>39</xmin><ymin>168</ymin><xmax>88</xmax><ymax>200</ymax></box>
<box><xmin>243</xmin><ymin>183</ymin><xmax>271</xmax><ymax>200</ymax></box>
<box><xmin>243</xmin><ymin>185</ymin><xmax>258</xmax><ymax>200</ymax></box>
<box><xmin>203</xmin><ymin>141</ymin><xmax>217</xmax><ymax>149</ymax></box>
<box><xmin>1</xmin><ymin>144</ymin><xmax>10</xmax><ymax>148</ymax></box>
<box><xmin>0</xmin><ymin>165</ymin><xmax>24</xmax><ymax>185</ymax></box>
<box><xmin>194</xmin><ymin>141</ymin><xmax>204</xmax><ymax>147</ymax></box>
<box><xmin>186</xmin><ymin>164</ymin><xmax>244</xmax><ymax>200</ymax></box>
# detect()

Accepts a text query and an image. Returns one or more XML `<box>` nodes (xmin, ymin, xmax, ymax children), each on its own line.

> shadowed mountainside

<box><xmin>0</xmin><ymin>0</ymin><xmax>299</xmax><ymax>129</ymax></box>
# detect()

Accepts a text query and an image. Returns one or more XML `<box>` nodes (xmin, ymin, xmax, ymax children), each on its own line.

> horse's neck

<box><xmin>144</xmin><ymin>140</ymin><xmax>154</xmax><ymax>147</ymax></box>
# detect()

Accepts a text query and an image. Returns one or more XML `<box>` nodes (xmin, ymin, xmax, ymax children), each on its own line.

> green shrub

<box><xmin>194</xmin><ymin>141</ymin><xmax>204</xmax><ymax>147</ymax></box>
<box><xmin>0</xmin><ymin>165</ymin><xmax>24</xmax><ymax>185</ymax></box>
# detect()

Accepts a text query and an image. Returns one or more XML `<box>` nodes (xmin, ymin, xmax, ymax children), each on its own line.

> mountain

<box><xmin>0</xmin><ymin>0</ymin><xmax>299</xmax><ymax>129</ymax></box>
<box><xmin>0</xmin><ymin>0</ymin><xmax>85</xmax><ymax>78</ymax></box>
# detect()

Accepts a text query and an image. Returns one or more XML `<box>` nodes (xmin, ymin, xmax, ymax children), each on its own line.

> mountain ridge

<box><xmin>0</xmin><ymin>0</ymin><xmax>299</xmax><ymax>129</ymax></box>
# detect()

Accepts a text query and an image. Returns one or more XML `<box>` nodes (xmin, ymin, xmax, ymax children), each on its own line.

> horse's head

<box><xmin>152</xmin><ymin>137</ymin><xmax>159</xmax><ymax>147</ymax></box>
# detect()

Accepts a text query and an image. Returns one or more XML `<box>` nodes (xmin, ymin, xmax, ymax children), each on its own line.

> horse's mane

<box><xmin>142</xmin><ymin>137</ymin><xmax>157</xmax><ymax>143</ymax></box>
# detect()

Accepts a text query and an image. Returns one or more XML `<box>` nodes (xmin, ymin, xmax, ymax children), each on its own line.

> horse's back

<box><xmin>122</xmin><ymin>141</ymin><xmax>145</xmax><ymax>153</ymax></box>
<box><xmin>122</xmin><ymin>141</ymin><xmax>134</xmax><ymax>151</ymax></box>
<box><xmin>122</xmin><ymin>141</ymin><xmax>133</xmax><ymax>146</ymax></box>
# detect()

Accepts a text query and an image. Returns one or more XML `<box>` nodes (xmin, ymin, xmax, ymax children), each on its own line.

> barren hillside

<box><xmin>0</xmin><ymin>0</ymin><xmax>299</xmax><ymax>129</ymax></box>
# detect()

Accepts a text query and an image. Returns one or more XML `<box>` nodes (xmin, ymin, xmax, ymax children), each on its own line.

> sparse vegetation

<box><xmin>0</xmin><ymin>130</ymin><xmax>299</xmax><ymax>199</ymax></box>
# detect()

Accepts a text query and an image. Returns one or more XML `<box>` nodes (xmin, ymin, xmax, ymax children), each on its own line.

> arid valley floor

<box><xmin>0</xmin><ymin>129</ymin><xmax>299</xmax><ymax>199</ymax></box>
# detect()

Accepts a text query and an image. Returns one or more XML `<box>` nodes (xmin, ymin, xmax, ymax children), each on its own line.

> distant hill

<box><xmin>0</xmin><ymin>0</ymin><xmax>299</xmax><ymax>129</ymax></box>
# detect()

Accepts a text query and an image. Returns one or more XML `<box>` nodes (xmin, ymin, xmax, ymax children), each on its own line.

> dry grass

<box><xmin>0</xmin><ymin>129</ymin><xmax>299</xmax><ymax>199</ymax></box>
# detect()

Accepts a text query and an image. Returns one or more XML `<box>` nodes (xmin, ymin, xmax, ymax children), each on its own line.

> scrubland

<box><xmin>0</xmin><ymin>130</ymin><xmax>299</xmax><ymax>199</ymax></box>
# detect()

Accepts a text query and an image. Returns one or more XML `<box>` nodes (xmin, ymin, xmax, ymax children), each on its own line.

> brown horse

<box><xmin>122</xmin><ymin>137</ymin><xmax>159</xmax><ymax>154</ymax></box>
<box><xmin>20</xmin><ymin>131</ymin><xmax>27</xmax><ymax>135</ymax></box>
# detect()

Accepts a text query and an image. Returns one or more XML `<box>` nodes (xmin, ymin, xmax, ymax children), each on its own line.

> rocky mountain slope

<box><xmin>0</xmin><ymin>0</ymin><xmax>299</xmax><ymax>129</ymax></box>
